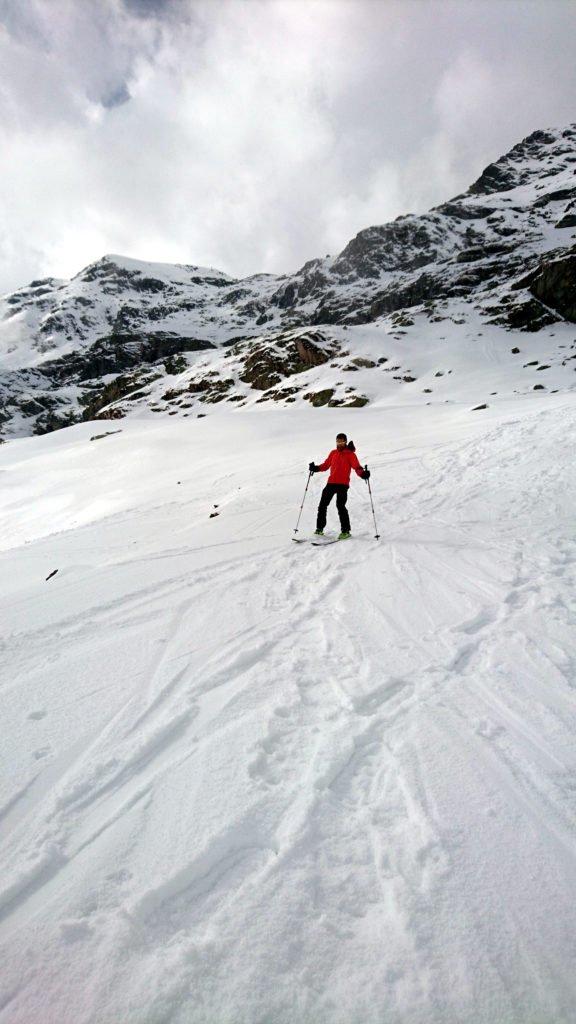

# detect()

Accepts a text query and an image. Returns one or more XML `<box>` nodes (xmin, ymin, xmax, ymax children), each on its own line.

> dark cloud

<box><xmin>0</xmin><ymin>0</ymin><xmax>575</xmax><ymax>295</ymax></box>
<box><xmin>101</xmin><ymin>83</ymin><xmax>132</xmax><ymax>109</ymax></box>
<box><xmin>122</xmin><ymin>0</ymin><xmax>180</xmax><ymax>14</ymax></box>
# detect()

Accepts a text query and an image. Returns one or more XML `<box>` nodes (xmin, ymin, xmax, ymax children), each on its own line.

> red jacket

<box><xmin>318</xmin><ymin>448</ymin><xmax>364</xmax><ymax>485</ymax></box>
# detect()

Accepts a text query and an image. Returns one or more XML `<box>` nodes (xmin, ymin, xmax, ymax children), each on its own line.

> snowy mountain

<box><xmin>1</xmin><ymin>124</ymin><xmax>576</xmax><ymax>438</ymax></box>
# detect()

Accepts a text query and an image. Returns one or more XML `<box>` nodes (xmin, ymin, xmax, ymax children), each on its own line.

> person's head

<box><xmin>336</xmin><ymin>433</ymin><xmax>347</xmax><ymax>450</ymax></box>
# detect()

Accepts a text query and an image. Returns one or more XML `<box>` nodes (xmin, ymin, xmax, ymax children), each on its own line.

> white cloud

<box><xmin>0</xmin><ymin>0</ymin><xmax>575</xmax><ymax>294</ymax></box>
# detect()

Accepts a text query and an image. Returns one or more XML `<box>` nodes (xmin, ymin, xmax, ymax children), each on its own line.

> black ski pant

<box><xmin>316</xmin><ymin>484</ymin><xmax>350</xmax><ymax>533</ymax></box>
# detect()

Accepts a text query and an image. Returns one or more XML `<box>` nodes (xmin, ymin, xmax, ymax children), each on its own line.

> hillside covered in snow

<box><xmin>1</xmin><ymin>392</ymin><xmax>576</xmax><ymax>1023</ymax></box>
<box><xmin>1</xmin><ymin>124</ymin><xmax>576</xmax><ymax>438</ymax></box>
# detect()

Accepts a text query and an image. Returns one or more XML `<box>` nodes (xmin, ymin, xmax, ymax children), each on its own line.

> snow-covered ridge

<box><xmin>1</xmin><ymin>123</ymin><xmax>576</xmax><ymax>438</ymax></box>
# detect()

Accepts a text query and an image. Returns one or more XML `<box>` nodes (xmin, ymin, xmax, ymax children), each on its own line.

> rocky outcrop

<box><xmin>528</xmin><ymin>251</ymin><xmax>576</xmax><ymax>323</ymax></box>
<box><xmin>490</xmin><ymin>298</ymin><xmax>560</xmax><ymax>332</ymax></box>
<box><xmin>236</xmin><ymin>330</ymin><xmax>339</xmax><ymax>390</ymax></box>
<box><xmin>80</xmin><ymin>370</ymin><xmax>163</xmax><ymax>419</ymax></box>
<box><xmin>332</xmin><ymin>216</ymin><xmax>441</xmax><ymax>279</ymax></box>
<box><xmin>43</xmin><ymin>332</ymin><xmax>215</xmax><ymax>384</ymax></box>
<box><xmin>466</xmin><ymin>129</ymin><xmax>561</xmax><ymax>196</ymax></box>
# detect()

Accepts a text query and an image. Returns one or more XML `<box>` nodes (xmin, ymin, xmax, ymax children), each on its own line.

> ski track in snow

<box><xmin>0</xmin><ymin>402</ymin><xmax>576</xmax><ymax>1023</ymax></box>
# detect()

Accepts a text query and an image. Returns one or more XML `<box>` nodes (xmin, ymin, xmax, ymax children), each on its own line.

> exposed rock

<box><xmin>256</xmin><ymin>386</ymin><xmax>300</xmax><ymax>404</ymax></box>
<box><xmin>533</xmin><ymin>187</ymin><xmax>576</xmax><ymax>209</ymax></box>
<box><xmin>81</xmin><ymin>371</ymin><xmax>161</xmax><ymax>419</ymax></box>
<box><xmin>339</xmin><ymin>395</ymin><xmax>369</xmax><ymax>407</ymax></box>
<box><xmin>555</xmin><ymin>213</ymin><xmax>576</xmax><ymax>229</ymax></box>
<box><xmin>466</xmin><ymin>129</ymin><xmax>558</xmax><ymax>196</ymax></box>
<box><xmin>528</xmin><ymin>252</ymin><xmax>576</xmax><ymax>322</ymax></box>
<box><xmin>90</xmin><ymin>430</ymin><xmax>122</xmax><ymax>441</ymax></box>
<box><xmin>367</xmin><ymin>273</ymin><xmax>443</xmax><ymax>318</ymax></box>
<box><xmin>163</xmin><ymin>354</ymin><xmax>189</xmax><ymax>375</ymax></box>
<box><xmin>456</xmin><ymin>243</ymin><xmax>515</xmax><ymax>263</ymax></box>
<box><xmin>199</xmin><ymin>380</ymin><xmax>234</xmax><ymax>404</ymax></box>
<box><xmin>488</xmin><ymin>298</ymin><xmax>559</xmax><ymax>332</ymax></box>
<box><xmin>304</xmin><ymin>389</ymin><xmax>335</xmax><ymax>407</ymax></box>
<box><xmin>33</xmin><ymin>409</ymin><xmax>81</xmax><ymax>434</ymax></box>
<box><xmin>390</xmin><ymin>312</ymin><xmax>415</xmax><ymax>327</ymax></box>
<box><xmin>237</xmin><ymin>331</ymin><xmax>338</xmax><ymax>390</ymax></box>
<box><xmin>332</xmin><ymin>216</ymin><xmax>441</xmax><ymax>280</ymax></box>
<box><xmin>351</xmin><ymin>358</ymin><xmax>376</xmax><ymax>368</ymax></box>
<box><xmin>435</xmin><ymin>202</ymin><xmax>497</xmax><ymax>220</ymax></box>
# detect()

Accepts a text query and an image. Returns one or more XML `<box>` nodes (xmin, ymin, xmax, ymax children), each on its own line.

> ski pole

<box><xmin>293</xmin><ymin>470</ymin><xmax>313</xmax><ymax>536</ymax></box>
<box><xmin>365</xmin><ymin>465</ymin><xmax>380</xmax><ymax>540</ymax></box>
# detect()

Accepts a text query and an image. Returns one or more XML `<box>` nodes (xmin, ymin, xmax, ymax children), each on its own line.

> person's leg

<box><xmin>336</xmin><ymin>485</ymin><xmax>350</xmax><ymax>533</ymax></box>
<box><xmin>316</xmin><ymin>485</ymin><xmax>335</xmax><ymax>531</ymax></box>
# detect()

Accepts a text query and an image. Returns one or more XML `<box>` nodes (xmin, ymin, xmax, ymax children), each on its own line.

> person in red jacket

<box><xmin>309</xmin><ymin>433</ymin><xmax>370</xmax><ymax>539</ymax></box>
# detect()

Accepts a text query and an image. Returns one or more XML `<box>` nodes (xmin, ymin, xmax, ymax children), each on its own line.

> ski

<box><xmin>292</xmin><ymin>536</ymin><xmax>337</xmax><ymax>544</ymax></box>
<box><xmin>293</xmin><ymin>536</ymin><xmax>353</xmax><ymax>545</ymax></box>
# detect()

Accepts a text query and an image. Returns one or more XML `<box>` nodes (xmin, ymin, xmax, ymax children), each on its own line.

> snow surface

<box><xmin>1</xmin><ymin>394</ymin><xmax>576</xmax><ymax>1023</ymax></box>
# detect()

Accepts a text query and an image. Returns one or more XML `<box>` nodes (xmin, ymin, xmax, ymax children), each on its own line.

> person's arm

<box><xmin>350</xmin><ymin>452</ymin><xmax>370</xmax><ymax>479</ymax></box>
<box><xmin>313</xmin><ymin>451</ymin><xmax>333</xmax><ymax>472</ymax></box>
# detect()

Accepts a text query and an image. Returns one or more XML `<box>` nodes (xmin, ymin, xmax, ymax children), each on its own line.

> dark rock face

<box><xmin>33</xmin><ymin>409</ymin><xmax>81</xmax><ymax>434</ymax></box>
<box><xmin>366</xmin><ymin>273</ymin><xmax>445</xmax><ymax>319</ymax></box>
<box><xmin>271</xmin><ymin>282</ymin><xmax>298</xmax><ymax>309</ymax></box>
<box><xmin>533</xmin><ymin>187</ymin><xmax>576</xmax><ymax>209</ymax></box>
<box><xmin>236</xmin><ymin>331</ymin><xmax>338</xmax><ymax>390</ymax></box>
<box><xmin>304</xmin><ymin>389</ymin><xmax>335</xmax><ymax>407</ymax></box>
<box><xmin>435</xmin><ymin>202</ymin><xmax>497</xmax><ymax>220</ymax></box>
<box><xmin>488</xmin><ymin>297</ymin><xmax>559</xmax><ymax>332</ymax></box>
<box><xmin>456</xmin><ymin>243</ymin><xmax>515</xmax><ymax>263</ymax></box>
<box><xmin>467</xmin><ymin>129</ymin><xmax>558</xmax><ymax>196</ymax></box>
<box><xmin>555</xmin><ymin>213</ymin><xmax>576</xmax><ymax>229</ymax></box>
<box><xmin>528</xmin><ymin>252</ymin><xmax>576</xmax><ymax>322</ymax></box>
<box><xmin>333</xmin><ymin>217</ymin><xmax>440</xmax><ymax>279</ymax></box>
<box><xmin>45</xmin><ymin>333</ymin><xmax>214</xmax><ymax>384</ymax></box>
<box><xmin>80</xmin><ymin>371</ymin><xmax>163</xmax><ymax>420</ymax></box>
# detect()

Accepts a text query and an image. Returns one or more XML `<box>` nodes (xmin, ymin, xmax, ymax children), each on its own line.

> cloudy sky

<box><xmin>0</xmin><ymin>0</ymin><xmax>575</xmax><ymax>294</ymax></box>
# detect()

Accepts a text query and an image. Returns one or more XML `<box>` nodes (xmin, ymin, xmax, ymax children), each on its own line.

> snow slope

<box><xmin>1</xmin><ymin>394</ymin><xmax>576</xmax><ymax>1023</ymax></box>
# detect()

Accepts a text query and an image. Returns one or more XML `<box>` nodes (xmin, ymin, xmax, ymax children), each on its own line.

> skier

<box><xmin>309</xmin><ymin>433</ymin><xmax>370</xmax><ymax>539</ymax></box>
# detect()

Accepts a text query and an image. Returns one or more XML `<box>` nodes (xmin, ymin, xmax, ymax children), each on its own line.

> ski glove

<box><xmin>361</xmin><ymin>469</ymin><xmax>371</xmax><ymax>480</ymax></box>
<box><xmin>309</xmin><ymin>462</ymin><xmax>317</xmax><ymax>473</ymax></box>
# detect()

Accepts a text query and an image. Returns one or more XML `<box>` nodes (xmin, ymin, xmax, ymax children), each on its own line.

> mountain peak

<box><xmin>464</xmin><ymin>124</ymin><xmax>576</xmax><ymax>197</ymax></box>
